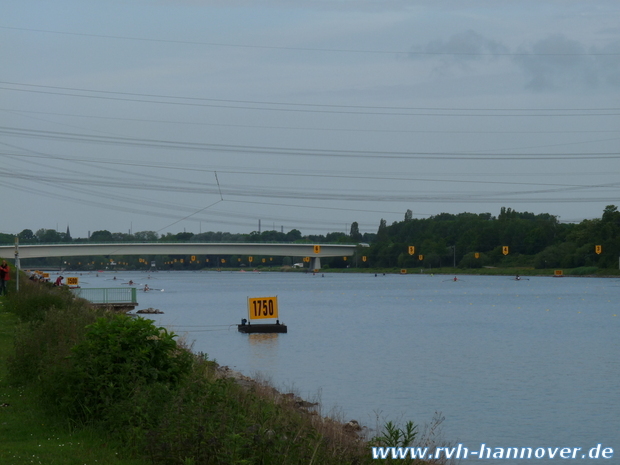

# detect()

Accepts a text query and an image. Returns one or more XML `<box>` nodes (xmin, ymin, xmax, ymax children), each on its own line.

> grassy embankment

<box><xmin>0</xmin><ymin>301</ymin><xmax>147</xmax><ymax>464</ymax></box>
<box><xmin>0</xmin><ymin>271</ymin><xmax>449</xmax><ymax>464</ymax></box>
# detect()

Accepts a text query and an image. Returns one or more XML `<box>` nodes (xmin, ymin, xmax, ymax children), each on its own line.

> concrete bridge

<box><xmin>0</xmin><ymin>242</ymin><xmax>366</xmax><ymax>270</ymax></box>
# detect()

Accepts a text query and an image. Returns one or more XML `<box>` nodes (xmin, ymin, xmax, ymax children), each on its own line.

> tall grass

<box><xmin>6</xmin><ymin>278</ymin><xmax>104</xmax><ymax>385</ymax></box>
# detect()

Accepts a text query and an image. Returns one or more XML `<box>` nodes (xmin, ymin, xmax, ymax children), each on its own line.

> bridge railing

<box><xmin>70</xmin><ymin>287</ymin><xmax>137</xmax><ymax>305</ymax></box>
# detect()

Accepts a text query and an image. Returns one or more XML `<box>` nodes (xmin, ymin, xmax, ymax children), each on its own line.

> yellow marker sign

<box><xmin>66</xmin><ymin>277</ymin><xmax>79</xmax><ymax>286</ymax></box>
<box><xmin>408</xmin><ymin>246</ymin><xmax>415</xmax><ymax>255</ymax></box>
<box><xmin>248</xmin><ymin>296</ymin><xmax>279</xmax><ymax>320</ymax></box>
<box><xmin>191</xmin><ymin>255</ymin><xmax>196</xmax><ymax>261</ymax></box>
<box><xmin>313</xmin><ymin>245</ymin><xmax>321</xmax><ymax>254</ymax></box>
<box><xmin>343</xmin><ymin>256</ymin><xmax>347</xmax><ymax>261</ymax></box>
<box><xmin>475</xmin><ymin>252</ymin><xmax>480</xmax><ymax>259</ymax></box>
<box><xmin>248</xmin><ymin>256</ymin><xmax>253</xmax><ymax>262</ymax></box>
<box><xmin>554</xmin><ymin>270</ymin><xmax>564</xmax><ymax>277</ymax></box>
<box><xmin>418</xmin><ymin>254</ymin><xmax>424</xmax><ymax>261</ymax></box>
<box><xmin>502</xmin><ymin>246</ymin><xmax>509</xmax><ymax>255</ymax></box>
<box><xmin>595</xmin><ymin>245</ymin><xmax>602</xmax><ymax>254</ymax></box>
<box><xmin>42</xmin><ymin>272</ymin><xmax>50</xmax><ymax>278</ymax></box>
<box><xmin>362</xmin><ymin>256</ymin><xmax>367</xmax><ymax>262</ymax></box>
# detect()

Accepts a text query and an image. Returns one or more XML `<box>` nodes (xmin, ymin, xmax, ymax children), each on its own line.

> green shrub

<box><xmin>54</xmin><ymin>315</ymin><xmax>193</xmax><ymax>425</ymax></box>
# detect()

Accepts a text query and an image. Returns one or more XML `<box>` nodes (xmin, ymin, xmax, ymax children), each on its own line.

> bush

<box><xmin>52</xmin><ymin>315</ymin><xmax>194</xmax><ymax>426</ymax></box>
<box><xmin>4</xmin><ymin>278</ymin><xmax>80</xmax><ymax>322</ymax></box>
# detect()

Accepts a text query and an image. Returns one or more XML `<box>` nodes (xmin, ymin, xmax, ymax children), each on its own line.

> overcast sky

<box><xmin>2</xmin><ymin>0</ymin><xmax>619</xmax><ymax>239</ymax></box>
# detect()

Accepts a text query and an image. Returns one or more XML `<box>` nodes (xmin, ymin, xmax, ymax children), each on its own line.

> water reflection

<box><xmin>246</xmin><ymin>333</ymin><xmax>280</xmax><ymax>374</ymax></box>
<box><xmin>248</xmin><ymin>332</ymin><xmax>280</xmax><ymax>346</ymax></box>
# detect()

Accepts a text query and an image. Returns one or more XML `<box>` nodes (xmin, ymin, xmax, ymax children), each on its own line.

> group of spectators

<box><xmin>0</xmin><ymin>262</ymin><xmax>67</xmax><ymax>297</ymax></box>
<box><xmin>28</xmin><ymin>271</ymin><xmax>64</xmax><ymax>286</ymax></box>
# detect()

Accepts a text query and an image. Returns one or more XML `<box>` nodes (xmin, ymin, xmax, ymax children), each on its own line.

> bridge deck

<box><xmin>1</xmin><ymin>242</ymin><xmax>363</xmax><ymax>259</ymax></box>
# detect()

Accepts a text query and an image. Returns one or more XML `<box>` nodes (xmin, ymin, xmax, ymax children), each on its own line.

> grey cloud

<box><xmin>513</xmin><ymin>35</ymin><xmax>620</xmax><ymax>91</ymax></box>
<box><xmin>413</xmin><ymin>31</ymin><xmax>620</xmax><ymax>91</ymax></box>
<box><xmin>411</xmin><ymin>30</ymin><xmax>509</xmax><ymax>61</ymax></box>
<box><xmin>513</xmin><ymin>34</ymin><xmax>592</xmax><ymax>91</ymax></box>
<box><xmin>592</xmin><ymin>40</ymin><xmax>620</xmax><ymax>87</ymax></box>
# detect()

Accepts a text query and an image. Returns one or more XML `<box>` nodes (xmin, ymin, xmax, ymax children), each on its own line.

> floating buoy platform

<box><xmin>238</xmin><ymin>296</ymin><xmax>287</xmax><ymax>334</ymax></box>
<box><xmin>238</xmin><ymin>320</ymin><xmax>287</xmax><ymax>333</ymax></box>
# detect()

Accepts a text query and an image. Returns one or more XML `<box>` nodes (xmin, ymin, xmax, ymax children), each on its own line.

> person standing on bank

<box><xmin>0</xmin><ymin>260</ymin><xmax>9</xmax><ymax>296</ymax></box>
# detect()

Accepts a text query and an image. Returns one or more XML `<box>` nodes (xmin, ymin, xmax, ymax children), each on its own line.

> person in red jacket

<box><xmin>0</xmin><ymin>260</ymin><xmax>9</xmax><ymax>296</ymax></box>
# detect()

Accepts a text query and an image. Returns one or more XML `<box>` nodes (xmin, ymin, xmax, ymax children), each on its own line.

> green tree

<box><xmin>90</xmin><ymin>230</ymin><xmax>114</xmax><ymax>242</ymax></box>
<box><xmin>134</xmin><ymin>230</ymin><xmax>160</xmax><ymax>241</ymax></box>
<box><xmin>36</xmin><ymin>228</ymin><xmax>62</xmax><ymax>243</ymax></box>
<box><xmin>376</xmin><ymin>218</ymin><xmax>388</xmax><ymax>243</ymax></box>
<box><xmin>285</xmin><ymin>229</ymin><xmax>302</xmax><ymax>242</ymax></box>
<box><xmin>325</xmin><ymin>232</ymin><xmax>347</xmax><ymax>243</ymax></box>
<box><xmin>18</xmin><ymin>229</ymin><xmax>36</xmax><ymax>242</ymax></box>
<box><xmin>349</xmin><ymin>222</ymin><xmax>362</xmax><ymax>242</ymax></box>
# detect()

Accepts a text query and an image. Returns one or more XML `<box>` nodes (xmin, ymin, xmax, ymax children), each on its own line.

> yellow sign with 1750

<box><xmin>247</xmin><ymin>296</ymin><xmax>279</xmax><ymax>320</ymax></box>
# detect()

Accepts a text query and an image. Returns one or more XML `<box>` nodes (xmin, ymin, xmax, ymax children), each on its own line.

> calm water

<box><xmin>82</xmin><ymin>271</ymin><xmax>619</xmax><ymax>462</ymax></box>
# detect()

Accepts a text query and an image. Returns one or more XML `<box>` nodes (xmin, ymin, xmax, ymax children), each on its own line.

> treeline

<box><xmin>2</xmin><ymin>226</ymin><xmax>376</xmax><ymax>246</ymax></box>
<box><xmin>3</xmin><ymin>205</ymin><xmax>619</xmax><ymax>270</ymax></box>
<box><xmin>368</xmin><ymin>205</ymin><xmax>620</xmax><ymax>270</ymax></box>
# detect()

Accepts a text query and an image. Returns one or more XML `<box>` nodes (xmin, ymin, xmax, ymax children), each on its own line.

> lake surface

<box><xmin>81</xmin><ymin>270</ymin><xmax>619</xmax><ymax>462</ymax></box>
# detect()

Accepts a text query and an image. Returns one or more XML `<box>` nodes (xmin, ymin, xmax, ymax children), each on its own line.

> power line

<box><xmin>2</xmin><ymin>82</ymin><xmax>620</xmax><ymax>116</ymax></box>
<box><xmin>3</xmin><ymin>107</ymin><xmax>619</xmax><ymax>135</ymax></box>
<box><xmin>2</xmin><ymin>151</ymin><xmax>614</xmax><ymax>190</ymax></box>
<box><xmin>2</xmin><ymin>126</ymin><xmax>619</xmax><ymax>160</ymax></box>
<box><xmin>3</xmin><ymin>25</ymin><xmax>619</xmax><ymax>56</ymax></box>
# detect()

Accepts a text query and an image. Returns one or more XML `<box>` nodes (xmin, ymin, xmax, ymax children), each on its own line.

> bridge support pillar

<box><xmin>310</xmin><ymin>257</ymin><xmax>321</xmax><ymax>270</ymax></box>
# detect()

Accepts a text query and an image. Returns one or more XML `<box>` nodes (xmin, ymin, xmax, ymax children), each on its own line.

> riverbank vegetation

<box><xmin>3</xmin><ymin>206</ymin><xmax>619</xmax><ymax>276</ymax></box>
<box><xmin>1</xmin><ymin>272</ymin><xmax>453</xmax><ymax>464</ymax></box>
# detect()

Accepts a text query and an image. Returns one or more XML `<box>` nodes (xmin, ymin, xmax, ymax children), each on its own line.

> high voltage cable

<box><xmin>0</xmin><ymin>147</ymin><xmax>417</xmax><ymax>217</ymax></box>
<box><xmin>2</xmin><ymin>177</ymin><xmax>363</xmax><ymax>232</ymax></box>
<box><xmin>3</xmin><ymin>108</ymin><xmax>619</xmax><ymax>135</ymax></box>
<box><xmin>1</xmin><ymin>154</ymin><xmax>613</xmax><ymax>191</ymax></box>
<box><xmin>3</xmin><ymin>25</ymin><xmax>620</xmax><ymax>56</ymax></box>
<box><xmin>3</xmin><ymin>81</ymin><xmax>619</xmax><ymax>111</ymax></box>
<box><xmin>2</xmin><ymin>147</ymin><xmax>616</xmax><ymax>179</ymax></box>
<box><xmin>4</xmin><ymin>107</ymin><xmax>617</xmax><ymax>156</ymax></box>
<box><xmin>2</xmin><ymin>145</ymin><xmax>396</xmax><ymax>228</ymax></box>
<box><xmin>2</xmin><ymin>167</ymin><xmax>617</xmax><ymax>203</ymax></box>
<box><xmin>2</xmin><ymin>83</ymin><xmax>619</xmax><ymax>116</ymax></box>
<box><xmin>2</xmin><ymin>127</ymin><xmax>619</xmax><ymax>159</ymax></box>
